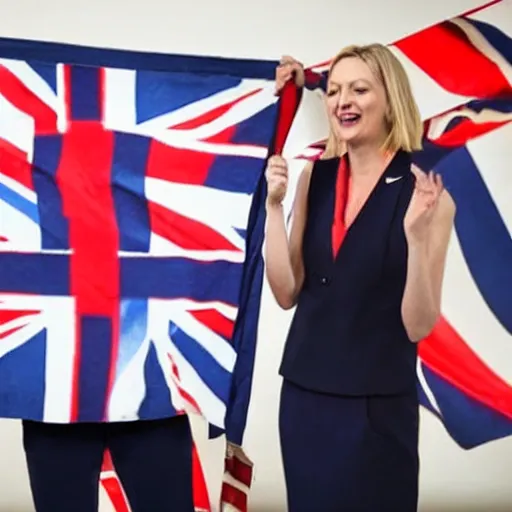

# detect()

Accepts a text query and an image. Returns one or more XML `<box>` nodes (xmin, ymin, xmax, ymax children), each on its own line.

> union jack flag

<box><xmin>0</xmin><ymin>37</ymin><xmax>286</xmax><ymax>511</ymax></box>
<box><xmin>0</xmin><ymin>42</ymin><xmax>280</xmax><ymax>426</ymax></box>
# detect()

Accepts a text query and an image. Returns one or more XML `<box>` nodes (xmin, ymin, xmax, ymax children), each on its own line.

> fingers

<box><xmin>426</xmin><ymin>170</ymin><xmax>444</xmax><ymax>199</ymax></box>
<box><xmin>266</xmin><ymin>155</ymin><xmax>288</xmax><ymax>178</ymax></box>
<box><xmin>268</xmin><ymin>168</ymin><xmax>288</xmax><ymax>181</ymax></box>
<box><xmin>275</xmin><ymin>56</ymin><xmax>305</xmax><ymax>94</ymax></box>
<box><xmin>409</xmin><ymin>163</ymin><xmax>425</xmax><ymax>179</ymax></box>
<box><xmin>433</xmin><ymin>172</ymin><xmax>444</xmax><ymax>196</ymax></box>
<box><xmin>411</xmin><ymin>165</ymin><xmax>443</xmax><ymax>196</ymax></box>
<box><xmin>275</xmin><ymin>66</ymin><xmax>292</xmax><ymax>94</ymax></box>
<box><xmin>412</xmin><ymin>165</ymin><xmax>430</xmax><ymax>196</ymax></box>
<box><xmin>265</xmin><ymin>155</ymin><xmax>288</xmax><ymax>204</ymax></box>
<box><xmin>410</xmin><ymin>165</ymin><xmax>445</xmax><ymax>211</ymax></box>
<box><xmin>280</xmin><ymin>55</ymin><xmax>303</xmax><ymax>67</ymax></box>
<box><xmin>268</xmin><ymin>175</ymin><xmax>288</xmax><ymax>190</ymax></box>
<box><xmin>276</xmin><ymin>65</ymin><xmax>293</xmax><ymax>82</ymax></box>
<box><xmin>268</xmin><ymin>155</ymin><xmax>287</xmax><ymax>167</ymax></box>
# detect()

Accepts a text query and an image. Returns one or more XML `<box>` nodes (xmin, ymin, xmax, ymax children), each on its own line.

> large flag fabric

<box><xmin>0</xmin><ymin>1</ymin><xmax>511</xmax><ymax>512</ymax></box>
<box><xmin>0</xmin><ymin>40</ymin><xmax>280</xmax><ymax>428</ymax></box>
<box><xmin>0</xmin><ymin>37</ymin><xmax>291</xmax><ymax>511</ymax></box>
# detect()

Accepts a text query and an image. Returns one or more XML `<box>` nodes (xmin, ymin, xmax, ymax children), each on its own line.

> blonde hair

<box><xmin>322</xmin><ymin>43</ymin><xmax>423</xmax><ymax>159</ymax></box>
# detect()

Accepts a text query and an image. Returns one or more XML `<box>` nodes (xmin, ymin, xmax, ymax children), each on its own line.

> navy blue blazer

<box><xmin>279</xmin><ymin>150</ymin><xmax>418</xmax><ymax>396</ymax></box>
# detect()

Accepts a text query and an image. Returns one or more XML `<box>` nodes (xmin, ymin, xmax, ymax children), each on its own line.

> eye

<box><xmin>354</xmin><ymin>87</ymin><xmax>368</xmax><ymax>94</ymax></box>
<box><xmin>327</xmin><ymin>89</ymin><xmax>338</xmax><ymax>97</ymax></box>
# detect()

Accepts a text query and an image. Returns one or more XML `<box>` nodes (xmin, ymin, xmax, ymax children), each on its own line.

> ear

<box><xmin>385</xmin><ymin>107</ymin><xmax>392</xmax><ymax>124</ymax></box>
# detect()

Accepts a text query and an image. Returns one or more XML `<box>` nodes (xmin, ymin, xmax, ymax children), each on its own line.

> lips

<box><xmin>339</xmin><ymin>113</ymin><xmax>361</xmax><ymax>125</ymax></box>
<box><xmin>340</xmin><ymin>114</ymin><xmax>361</xmax><ymax>123</ymax></box>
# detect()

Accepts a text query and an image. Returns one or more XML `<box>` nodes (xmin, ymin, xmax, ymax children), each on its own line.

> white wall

<box><xmin>1</xmin><ymin>0</ymin><xmax>511</xmax><ymax>511</ymax></box>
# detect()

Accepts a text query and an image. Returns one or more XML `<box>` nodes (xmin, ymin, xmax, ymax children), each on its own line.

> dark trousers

<box><xmin>279</xmin><ymin>379</ymin><xmax>419</xmax><ymax>512</ymax></box>
<box><xmin>22</xmin><ymin>415</ymin><xmax>195</xmax><ymax>512</ymax></box>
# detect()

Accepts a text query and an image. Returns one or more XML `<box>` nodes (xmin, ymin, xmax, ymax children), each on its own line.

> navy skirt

<box><xmin>279</xmin><ymin>379</ymin><xmax>419</xmax><ymax>512</ymax></box>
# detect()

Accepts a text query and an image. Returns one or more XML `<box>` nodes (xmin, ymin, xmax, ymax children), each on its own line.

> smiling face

<box><xmin>326</xmin><ymin>56</ymin><xmax>389</xmax><ymax>150</ymax></box>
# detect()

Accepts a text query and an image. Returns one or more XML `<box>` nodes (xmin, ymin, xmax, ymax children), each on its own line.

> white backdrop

<box><xmin>0</xmin><ymin>0</ymin><xmax>511</xmax><ymax>511</ymax></box>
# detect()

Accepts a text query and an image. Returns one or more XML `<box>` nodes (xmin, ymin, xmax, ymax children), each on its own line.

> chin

<box><xmin>334</xmin><ymin>124</ymin><xmax>362</xmax><ymax>142</ymax></box>
<box><xmin>338</xmin><ymin>131</ymin><xmax>362</xmax><ymax>145</ymax></box>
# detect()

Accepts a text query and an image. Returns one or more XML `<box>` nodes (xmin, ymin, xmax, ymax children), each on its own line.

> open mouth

<box><xmin>339</xmin><ymin>114</ymin><xmax>361</xmax><ymax>126</ymax></box>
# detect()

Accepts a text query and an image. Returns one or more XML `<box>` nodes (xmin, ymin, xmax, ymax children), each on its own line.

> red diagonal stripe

<box><xmin>190</xmin><ymin>309</ymin><xmax>235</xmax><ymax>341</ymax></box>
<box><xmin>430</xmin><ymin>119</ymin><xmax>510</xmax><ymax>147</ymax></box>
<box><xmin>0</xmin><ymin>309</ymin><xmax>40</xmax><ymax>324</ymax></box>
<box><xmin>168</xmin><ymin>354</ymin><xmax>202</xmax><ymax>414</ymax></box>
<box><xmin>305</xmin><ymin>1</ymin><xmax>506</xmax><ymax>78</ymax></box>
<box><xmin>149</xmin><ymin>200</ymin><xmax>240</xmax><ymax>252</ymax></box>
<box><xmin>0</xmin><ymin>139</ymin><xmax>33</xmax><ymax>190</ymax></box>
<box><xmin>419</xmin><ymin>316</ymin><xmax>512</xmax><ymax>419</ymax></box>
<box><xmin>192</xmin><ymin>444</ymin><xmax>211</xmax><ymax>511</ymax></box>
<box><xmin>171</xmin><ymin>89</ymin><xmax>261</xmax><ymax>130</ymax></box>
<box><xmin>394</xmin><ymin>21</ymin><xmax>510</xmax><ymax>98</ymax></box>
<box><xmin>147</xmin><ymin>125</ymin><xmax>236</xmax><ymax>186</ymax></box>
<box><xmin>462</xmin><ymin>0</ymin><xmax>503</xmax><ymax>17</ymax></box>
<box><xmin>224</xmin><ymin>454</ymin><xmax>253</xmax><ymax>488</ymax></box>
<box><xmin>147</xmin><ymin>142</ymin><xmax>215</xmax><ymax>185</ymax></box>
<box><xmin>221</xmin><ymin>482</ymin><xmax>247</xmax><ymax>512</ymax></box>
<box><xmin>0</xmin><ymin>65</ymin><xmax>58</xmax><ymax>134</ymax></box>
<box><xmin>101</xmin><ymin>476</ymin><xmax>131</xmax><ymax>512</ymax></box>
<box><xmin>101</xmin><ymin>449</ymin><xmax>115</xmax><ymax>472</ymax></box>
<box><xmin>0</xmin><ymin>309</ymin><xmax>40</xmax><ymax>340</ymax></box>
<box><xmin>0</xmin><ymin>325</ymin><xmax>25</xmax><ymax>340</ymax></box>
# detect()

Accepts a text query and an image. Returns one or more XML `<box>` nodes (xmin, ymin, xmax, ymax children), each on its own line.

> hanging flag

<box><xmin>0</xmin><ymin>36</ymin><xmax>291</xmax><ymax>511</ymax></box>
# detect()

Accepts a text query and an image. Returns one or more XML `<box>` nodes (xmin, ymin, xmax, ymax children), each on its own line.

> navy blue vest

<box><xmin>279</xmin><ymin>150</ymin><xmax>418</xmax><ymax>396</ymax></box>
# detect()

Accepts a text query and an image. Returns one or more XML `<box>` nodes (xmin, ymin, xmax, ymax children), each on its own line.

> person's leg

<box><xmin>364</xmin><ymin>389</ymin><xmax>419</xmax><ymax>512</ymax></box>
<box><xmin>108</xmin><ymin>415</ymin><xmax>194</xmax><ymax>512</ymax></box>
<box><xmin>279</xmin><ymin>379</ymin><xmax>374</xmax><ymax>512</ymax></box>
<box><xmin>22</xmin><ymin>420</ymin><xmax>106</xmax><ymax>512</ymax></box>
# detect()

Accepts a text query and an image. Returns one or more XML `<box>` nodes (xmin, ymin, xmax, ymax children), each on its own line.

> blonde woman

<box><xmin>266</xmin><ymin>45</ymin><xmax>456</xmax><ymax>511</ymax></box>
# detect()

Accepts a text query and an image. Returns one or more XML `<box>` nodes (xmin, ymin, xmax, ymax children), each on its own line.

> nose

<box><xmin>337</xmin><ymin>90</ymin><xmax>352</xmax><ymax>111</ymax></box>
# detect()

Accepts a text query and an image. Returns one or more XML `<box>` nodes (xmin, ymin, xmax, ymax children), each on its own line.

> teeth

<box><xmin>341</xmin><ymin>114</ymin><xmax>359</xmax><ymax>122</ymax></box>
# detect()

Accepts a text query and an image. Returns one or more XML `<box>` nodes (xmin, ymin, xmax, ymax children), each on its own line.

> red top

<box><xmin>331</xmin><ymin>155</ymin><xmax>350</xmax><ymax>258</ymax></box>
<box><xmin>331</xmin><ymin>152</ymin><xmax>395</xmax><ymax>258</ymax></box>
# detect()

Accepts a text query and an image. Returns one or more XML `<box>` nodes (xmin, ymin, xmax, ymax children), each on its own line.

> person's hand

<box><xmin>275</xmin><ymin>55</ymin><xmax>305</xmax><ymax>95</ymax></box>
<box><xmin>265</xmin><ymin>155</ymin><xmax>289</xmax><ymax>206</ymax></box>
<box><xmin>404</xmin><ymin>164</ymin><xmax>444</xmax><ymax>245</ymax></box>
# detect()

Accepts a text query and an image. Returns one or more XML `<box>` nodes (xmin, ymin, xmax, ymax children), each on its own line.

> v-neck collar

<box><xmin>330</xmin><ymin>150</ymin><xmax>409</xmax><ymax>263</ymax></box>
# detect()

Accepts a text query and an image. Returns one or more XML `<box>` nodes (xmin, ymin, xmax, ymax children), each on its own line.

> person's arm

<box><xmin>402</xmin><ymin>169</ymin><xmax>456</xmax><ymax>342</ymax></box>
<box><xmin>265</xmin><ymin>162</ymin><xmax>312</xmax><ymax>310</ymax></box>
